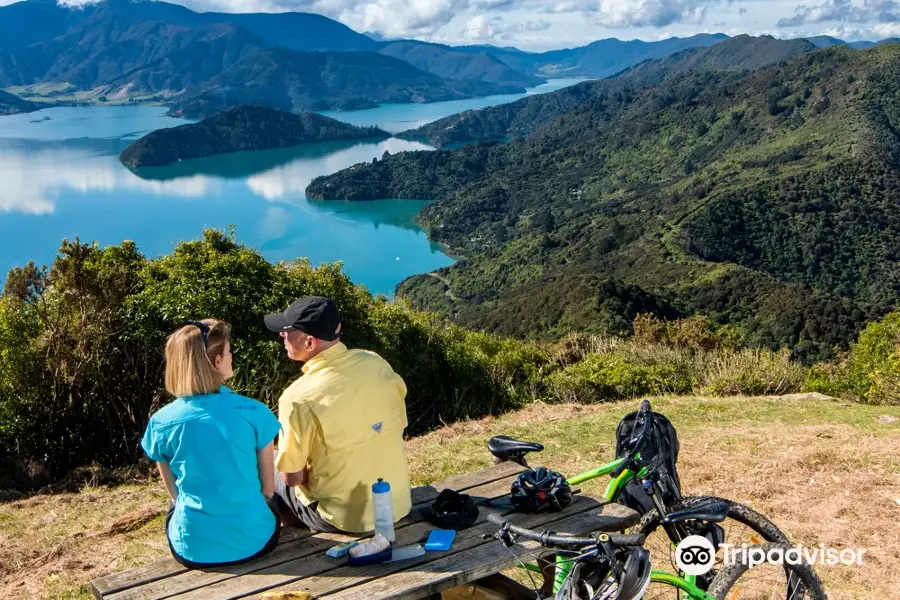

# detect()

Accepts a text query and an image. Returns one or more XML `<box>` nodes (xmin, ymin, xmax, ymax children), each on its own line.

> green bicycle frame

<box><xmin>537</xmin><ymin>456</ymin><xmax>708</xmax><ymax>598</ymax></box>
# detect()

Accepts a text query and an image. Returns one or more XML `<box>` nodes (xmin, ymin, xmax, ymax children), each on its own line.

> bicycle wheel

<box><xmin>636</xmin><ymin>496</ymin><xmax>826</xmax><ymax>600</ymax></box>
<box><xmin>706</xmin><ymin>542</ymin><xmax>827</xmax><ymax>600</ymax></box>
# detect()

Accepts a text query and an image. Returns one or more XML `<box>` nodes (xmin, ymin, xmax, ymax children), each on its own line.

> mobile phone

<box><xmin>424</xmin><ymin>529</ymin><xmax>456</xmax><ymax>551</ymax></box>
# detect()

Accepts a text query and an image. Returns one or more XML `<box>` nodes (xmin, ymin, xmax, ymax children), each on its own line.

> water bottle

<box><xmin>372</xmin><ymin>478</ymin><xmax>395</xmax><ymax>543</ymax></box>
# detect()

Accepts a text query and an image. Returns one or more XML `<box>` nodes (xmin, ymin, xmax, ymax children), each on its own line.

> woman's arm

<box><xmin>257</xmin><ymin>441</ymin><xmax>276</xmax><ymax>499</ymax></box>
<box><xmin>157</xmin><ymin>462</ymin><xmax>178</xmax><ymax>501</ymax></box>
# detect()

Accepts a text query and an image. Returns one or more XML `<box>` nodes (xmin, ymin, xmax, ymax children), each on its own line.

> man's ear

<box><xmin>335</xmin><ymin>322</ymin><xmax>342</xmax><ymax>337</ymax></box>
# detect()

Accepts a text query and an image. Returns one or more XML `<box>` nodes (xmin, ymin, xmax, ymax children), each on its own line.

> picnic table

<box><xmin>90</xmin><ymin>462</ymin><xmax>640</xmax><ymax>600</ymax></box>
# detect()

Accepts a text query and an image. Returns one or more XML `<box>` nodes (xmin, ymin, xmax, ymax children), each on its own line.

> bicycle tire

<box><xmin>638</xmin><ymin>495</ymin><xmax>789</xmax><ymax>544</ymax></box>
<box><xmin>706</xmin><ymin>542</ymin><xmax>827</xmax><ymax>600</ymax></box>
<box><xmin>638</xmin><ymin>495</ymin><xmax>826</xmax><ymax>600</ymax></box>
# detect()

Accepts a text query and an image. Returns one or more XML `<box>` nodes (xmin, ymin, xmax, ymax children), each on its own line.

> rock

<box><xmin>777</xmin><ymin>392</ymin><xmax>836</xmax><ymax>402</ymax></box>
<box><xmin>877</xmin><ymin>415</ymin><xmax>898</xmax><ymax>424</ymax></box>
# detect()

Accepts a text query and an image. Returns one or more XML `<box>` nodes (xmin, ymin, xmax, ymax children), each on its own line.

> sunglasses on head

<box><xmin>183</xmin><ymin>320</ymin><xmax>210</xmax><ymax>350</ymax></box>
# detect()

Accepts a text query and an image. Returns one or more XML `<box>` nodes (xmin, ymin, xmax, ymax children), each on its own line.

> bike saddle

<box><xmin>487</xmin><ymin>435</ymin><xmax>544</xmax><ymax>463</ymax></box>
<box><xmin>661</xmin><ymin>500</ymin><xmax>729</xmax><ymax>524</ymax></box>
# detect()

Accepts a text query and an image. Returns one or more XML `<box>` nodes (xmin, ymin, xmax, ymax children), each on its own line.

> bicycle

<box><xmin>487</xmin><ymin>400</ymin><xmax>827</xmax><ymax>599</ymax></box>
<box><xmin>482</xmin><ymin>512</ymin><xmax>824</xmax><ymax>600</ymax></box>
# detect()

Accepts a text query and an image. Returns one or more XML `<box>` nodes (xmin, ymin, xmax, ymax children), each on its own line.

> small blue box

<box><xmin>424</xmin><ymin>529</ymin><xmax>456</xmax><ymax>551</ymax></box>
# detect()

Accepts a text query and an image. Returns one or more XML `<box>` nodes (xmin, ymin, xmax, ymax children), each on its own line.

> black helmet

<box><xmin>421</xmin><ymin>489</ymin><xmax>479</xmax><ymax>530</ymax></box>
<box><xmin>616</xmin><ymin>547</ymin><xmax>652</xmax><ymax>600</ymax></box>
<box><xmin>510</xmin><ymin>467</ymin><xmax>572</xmax><ymax>513</ymax></box>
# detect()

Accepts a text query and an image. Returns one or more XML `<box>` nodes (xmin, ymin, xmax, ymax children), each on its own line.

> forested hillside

<box><xmin>402</xmin><ymin>36</ymin><xmax>816</xmax><ymax>148</ymax></box>
<box><xmin>0</xmin><ymin>89</ymin><xmax>35</xmax><ymax>115</ymax></box>
<box><xmin>308</xmin><ymin>42</ymin><xmax>900</xmax><ymax>362</ymax></box>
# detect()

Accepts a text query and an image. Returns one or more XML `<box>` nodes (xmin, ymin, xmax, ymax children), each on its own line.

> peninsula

<box><xmin>120</xmin><ymin>105</ymin><xmax>390</xmax><ymax>167</ymax></box>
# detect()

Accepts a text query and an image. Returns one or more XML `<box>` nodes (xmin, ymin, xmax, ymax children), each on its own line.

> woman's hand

<box><xmin>157</xmin><ymin>462</ymin><xmax>178</xmax><ymax>501</ymax></box>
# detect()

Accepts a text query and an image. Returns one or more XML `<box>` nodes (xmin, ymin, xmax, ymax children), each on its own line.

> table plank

<box><xmin>243</xmin><ymin>495</ymin><xmax>607</xmax><ymax>600</ymax></box>
<box><xmin>107</xmin><ymin>465</ymin><xmax>525</xmax><ymax>600</ymax></box>
<box><xmin>92</xmin><ymin>462</ymin><xmax>524</xmax><ymax>599</ymax></box>
<box><xmin>159</xmin><ymin>471</ymin><xmax>525</xmax><ymax>600</ymax></box>
<box><xmin>323</xmin><ymin>507</ymin><xmax>608</xmax><ymax>600</ymax></box>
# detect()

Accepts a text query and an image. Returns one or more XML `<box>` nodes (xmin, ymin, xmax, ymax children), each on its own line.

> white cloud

<box><xmin>460</xmin><ymin>15</ymin><xmax>551</xmax><ymax>41</ymax></box>
<box><xmin>777</xmin><ymin>0</ymin><xmax>900</xmax><ymax>27</ymax></box>
<box><xmin>0</xmin><ymin>149</ymin><xmax>216</xmax><ymax>215</ymax></box>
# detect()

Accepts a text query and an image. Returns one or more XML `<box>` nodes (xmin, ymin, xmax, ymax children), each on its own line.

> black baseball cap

<box><xmin>264</xmin><ymin>296</ymin><xmax>342</xmax><ymax>341</ymax></box>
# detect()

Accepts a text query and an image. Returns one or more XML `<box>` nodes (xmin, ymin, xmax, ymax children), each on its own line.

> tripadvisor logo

<box><xmin>674</xmin><ymin>536</ymin><xmax>868</xmax><ymax>575</ymax></box>
<box><xmin>675</xmin><ymin>536</ymin><xmax>717</xmax><ymax>575</ymax></box>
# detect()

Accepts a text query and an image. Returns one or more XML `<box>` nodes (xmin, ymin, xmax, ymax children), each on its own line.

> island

<box><xmin>120</xmin><ymin>105</ymin><xmax>391</xmax><ymax>168</ymax></box>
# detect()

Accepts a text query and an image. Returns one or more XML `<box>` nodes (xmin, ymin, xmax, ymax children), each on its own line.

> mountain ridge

<box><xmin>306</xmin><ymin>42</ymin><xmax>900</xmax><ymax>361</ymax></box>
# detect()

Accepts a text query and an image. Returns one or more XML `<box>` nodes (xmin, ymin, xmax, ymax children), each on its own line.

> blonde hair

<box><xmin>164</xmin><ymin>319</ymin><xmax>231</xmax><ymax>398</ymax></box>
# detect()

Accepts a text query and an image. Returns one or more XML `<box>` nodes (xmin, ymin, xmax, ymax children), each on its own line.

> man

<box><xmin>264</xmin><ymin>296</ymin><xmax>412</xmax><ymax>533</ymax></box>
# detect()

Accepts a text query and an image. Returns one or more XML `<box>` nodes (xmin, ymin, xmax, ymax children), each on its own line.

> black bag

<box><xmin>614</xmin><ymin>409</ymin><xmax>682</xmax><ymax>515</ymax></box>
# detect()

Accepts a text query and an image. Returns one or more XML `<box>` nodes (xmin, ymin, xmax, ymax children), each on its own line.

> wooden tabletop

<box><xmin>91</xmin><ymin>462</ymin><xmax>640</xmax><ymax>600</ymax></box>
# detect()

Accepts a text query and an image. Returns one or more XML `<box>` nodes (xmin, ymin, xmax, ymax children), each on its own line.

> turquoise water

<box><xmin>0</xmin><ymin>79</ymin><xmax>584</xmax><ymax>295</ymax></box>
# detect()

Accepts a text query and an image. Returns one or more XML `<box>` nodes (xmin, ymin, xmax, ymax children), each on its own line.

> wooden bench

<box><xmin>91</xmin><ymin>463</ymin><xmax>639</xmax><ymax>600</ymax></box>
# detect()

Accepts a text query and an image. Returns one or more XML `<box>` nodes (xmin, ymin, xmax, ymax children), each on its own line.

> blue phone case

<box><xmin>424</xmin><ymin>529</ymin><xmax>456</xmax><ymax>551</ymax></box>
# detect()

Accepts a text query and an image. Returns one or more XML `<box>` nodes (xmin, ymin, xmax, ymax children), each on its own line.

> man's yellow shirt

<box><xmin>275</xmin><ymin>342</ymin><xmax>412</xmax><ymax>532</ymax></box>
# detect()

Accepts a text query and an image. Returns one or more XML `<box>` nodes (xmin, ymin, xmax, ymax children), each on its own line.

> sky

<box><xmin>9</xmin><ymin>0</ymin><xmax>900</xmax><ymax>51</ymax></box>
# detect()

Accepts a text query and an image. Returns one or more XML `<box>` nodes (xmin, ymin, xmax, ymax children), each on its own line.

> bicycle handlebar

<box><xmin>610</xmin><ymin>400</ymin><xmax>653</xmax><ymax>478</ymax></box>
<box><xmin>487</xmin><ymin>513</ymin><xmax>645</xmax><ymax>549</ymax></box>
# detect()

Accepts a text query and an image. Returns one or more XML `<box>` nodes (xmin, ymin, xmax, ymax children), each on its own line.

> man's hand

<box><xmin>283</xmin><ymin>468</ymin><xmax>308</xmax><ymax>487</ymax></box>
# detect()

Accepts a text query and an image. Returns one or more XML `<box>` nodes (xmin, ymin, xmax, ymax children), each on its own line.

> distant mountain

<box><xmin>0</xmin><ymin>89</ymin><xmax>37</xmax><ymax>115</ymax></box>
<box><xmin>166</xmin><ymin>49</ymin><xmax>524</xmax><ymax>118</ymax></box>
<box><xmin>0</xmin><ymin>0</ymin><xmax>522</xmax><ymax>114</ymax></box>
<box><xmin>0</xmin><ymin>4</ymin><xmax>264</xmax><ymax>89</ymax></box>
<box><xmin>120</xmin><ymin>105</ymin><xmax>388</xmax><ymax>167</ymax></box>
<box><xmin>307</xmin><ymin>42</ymin><xmax>900</xmax><ymax>361</ymax></box>
<box><xmin>378</xmin><ymin>41</ymin><xmax>544</xmax><ymax>88</ymax></box>
<box><xmin>806</xmin><ymin>35</ymin><xmax>900</xmax><ymax>49</ymax></box>
<box><xmin>403</xmin><ymin>35</ymin><xmax>815</xmax><ymax>148</ymax></box>
<box><xmin>0</xmin><ymin>0</ymin><xmax>92</xmax><ymax>51</ymax></box>
<box><xmin>513</xmin><ymin>34</ymin><xmax>730</xmax><ymax>78</ymax></box>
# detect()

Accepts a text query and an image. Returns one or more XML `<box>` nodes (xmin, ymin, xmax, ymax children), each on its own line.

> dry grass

<box><xmin>2</xmin><ymin>394</ymin><xmax>898</xmax><ymax>599</ymax></box>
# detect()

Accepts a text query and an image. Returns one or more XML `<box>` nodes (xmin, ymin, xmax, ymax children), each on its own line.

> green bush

<box><xmin>0</xmin><ymin>230</ymin><xmax>536</xmax><ymax>486</ymax></box>
<box><xmin>699</xmin><ymin>348</ymin><xmax>807</xmax><ymax>396</ymax></box>
<box><xmin>548</xmin><ymin>351</ymin><xmax>694</xmax><ymax>403</ymax></box>
<box><xmin>808</xmin><ymin>311</ymin><xmax>900</xmax><ymax>404</ymax></box>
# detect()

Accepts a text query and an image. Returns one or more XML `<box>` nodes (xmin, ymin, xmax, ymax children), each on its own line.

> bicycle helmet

<box><xmin>510</xmin><ymin>467</ymin><xmax>572</xmax><ymax>513</ymax></box>
<box><xmin>615</xmin><ymin>547</ymin><xmax>652</xmax><ymax>600</ymax></box>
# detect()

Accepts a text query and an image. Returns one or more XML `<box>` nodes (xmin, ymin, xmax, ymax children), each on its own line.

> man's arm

<box><xmin>284</xmin><ymin>467</ymin><xmax>308</xmax><ymax>487</ymax></box>
<box><xmin>276</xmin><ymin>403</ymin><xmax>315</xmax><ymax>486</ymax></box>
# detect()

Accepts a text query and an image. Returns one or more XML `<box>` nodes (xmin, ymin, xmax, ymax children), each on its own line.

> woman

<box><xmin>141</xmin><ymin>319</ymin><xmax>281</xmax><ymax>568</ymax></box>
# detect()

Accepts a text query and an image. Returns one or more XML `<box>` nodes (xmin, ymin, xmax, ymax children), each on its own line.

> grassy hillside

<box><xmin>1</xmin><ymin>395</ymin><xmax>896</xmax><ymax>599</ymax></box>
<box><xmin>307</xmin><ymin>42</ymin><xmax>900</xmax><ymax>361</ymax></box>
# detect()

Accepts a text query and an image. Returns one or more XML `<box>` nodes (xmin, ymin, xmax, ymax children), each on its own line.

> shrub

<box><xmin>0</xmin><ymin>230</ymin><xmax>541</xmax><ymax>486</ymax></box>
<box><xmin>699</xmin><ymin>348</ymin><xmax>807</xmax><ymax>396</ymax></box>
<box><xmin>808</xmin><ymin>311</ymin><xmax>900</xmax><ymax>404</ymax></box>
<box><xmin>548</xmin><ymin>349</ymin><xmax>694</xmax><ymax>403</ymax></box>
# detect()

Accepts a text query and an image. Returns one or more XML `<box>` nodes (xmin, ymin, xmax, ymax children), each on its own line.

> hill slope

<box><xmin>402</xmin><ymin>36</ymin><xmax>816</xmax><ymax>148</ymax></box>
<box><xmin>0</xmin><ymin>89</ymin><xmax>37</xmax><ymax>115</ymax></box>
<box><xmin>378</xmin><ymin>41</ymin><xmax>544</xmax><ymax>88</ymax></box>
<box><xmin>166</xmin><ymin>49</ymin><xmax>523</xmax><ymax>118</ymax></box>
<box><xmin>120</xmin><ymin>106</ymin><xmax>388</xmax><ymax>167</ymax></box>
<box><xmin>517</xmin><ymin>33</ymin><xmax>728</xmax><ymax>77</ymax></box>
<box><xmin>307</xmin><ymin>43</ymin><xmax>900</xmax><ymax>361</ymax></box>
<box><xmin>0</xmin><ymin>0</ymin><xmax>519</xmax><ymax>111</ymax></box>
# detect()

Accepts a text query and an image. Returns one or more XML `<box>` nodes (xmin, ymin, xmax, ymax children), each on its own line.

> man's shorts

<box><xmin>273</xmin><ymin>467</ymin><xmax>340</xmax><ymax>533</ymax></box>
